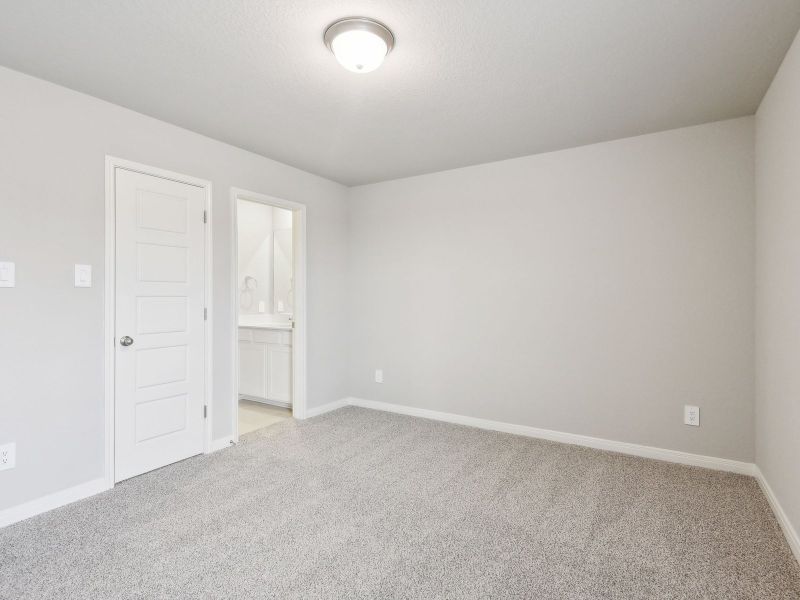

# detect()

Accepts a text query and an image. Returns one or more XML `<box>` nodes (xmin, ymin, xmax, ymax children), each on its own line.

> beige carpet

<box><xmin>1</xmin><ymin>407</ymin><xmax>798</xmax><ymax>599</ymax></box>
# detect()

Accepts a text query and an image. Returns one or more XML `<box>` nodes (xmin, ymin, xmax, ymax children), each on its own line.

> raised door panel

<box><xmin>137</xmin><ymin>297</ymin><xmax>188</xmax><ymax>335</ymax></box>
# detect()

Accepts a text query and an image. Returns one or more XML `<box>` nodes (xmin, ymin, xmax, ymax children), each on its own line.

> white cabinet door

<box><xmin>266</xmin><ymin>344</ymin><xmax>292</xmax><ymax>404</ymax></box>
<box><xmin>239</xmin><ymin>340</ymin><xmax>267</xmax><ymax>398</ymax></box>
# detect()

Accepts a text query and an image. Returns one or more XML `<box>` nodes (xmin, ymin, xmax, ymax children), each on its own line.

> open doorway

<box><xmin>231</xmin><ymin>189</ymin><xmax>307</xmax><ymax>442</ymax></box>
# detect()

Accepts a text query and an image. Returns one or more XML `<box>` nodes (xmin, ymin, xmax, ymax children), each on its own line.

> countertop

<box><xmin>238</xmin><ymin>315</ymin><xmax>292</xmax><ymax>331</ymax></box>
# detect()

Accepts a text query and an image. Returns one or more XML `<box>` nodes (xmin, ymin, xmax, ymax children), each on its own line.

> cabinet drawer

<box><xmin>252</xmin><ymin>329</ymin><xmax>291</xmax><ymax>346</ymax></box>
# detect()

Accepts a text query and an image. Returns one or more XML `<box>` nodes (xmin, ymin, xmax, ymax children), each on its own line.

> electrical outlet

<box><xmin>374</xmin><ymin>369</ymin><xmax>384</xmax><ymax>384</ymax></box>
<box><xmin>684</xmin><ymin>405</ymin><xmax>700</xmax><ymax>427</ymax></box>
<box><xmin>0</xmin><ymin>442</ymin><xmax>16</xmax><ymax>471</ymax></box>
<box><xmin>0</xmin><ymin>262</ymin><xmax>15</xmax><ymax>287</ymax></box>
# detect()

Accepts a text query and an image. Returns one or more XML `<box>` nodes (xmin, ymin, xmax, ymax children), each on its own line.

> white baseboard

<box><xmin>343</xmin><ymin>397</ymin><xmax>755</xmax><ymax>476</ymax></box>
<box><xmin>304</xmin><ymin>398</ymin><xmax>349</xmax><ymax>419</ymax></box>
<box><xmin>209</xmin><ymin>437</ymin><xmax>234</xmax><ymax>453</ymax></box>
<box><xmin>0</xmin><ymin>477</ymin><xmax>110</xmax><ymax>529</ymax></box>
<box><xmin>754</xmin><ymin>466</ymin><xmax>800</xmax><ymax>564</ymax></box>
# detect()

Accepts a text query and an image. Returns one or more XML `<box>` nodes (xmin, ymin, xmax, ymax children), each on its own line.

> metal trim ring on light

<box><xmin>323</xmin><ymin>17</ymin><xmax>395</xmax><ymax>55</ymax></box>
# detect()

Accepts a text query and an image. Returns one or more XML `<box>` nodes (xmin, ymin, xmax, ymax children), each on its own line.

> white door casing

<box><xmin>231</xmin><ymin>187</ymin><xmax>307</xmax><ymax>443</ymax></box>
<box><xmin>113</xmin><ymin>168</ymin><xmax>207</xmax><ymax>482</ymax></box>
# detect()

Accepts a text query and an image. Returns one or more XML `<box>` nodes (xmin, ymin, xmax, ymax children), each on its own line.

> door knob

<box><xmin>119</xmin><ymin>336</ymin><xmax>134</xmax><ymax>347</ymax></box>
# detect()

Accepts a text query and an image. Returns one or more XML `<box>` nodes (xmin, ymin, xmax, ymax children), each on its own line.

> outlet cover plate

<box><xmin>0</xmin><ymin>442</ymin><xmax>16</xmax><ymax>471</ymax></box>
<box><xmin>74</xmin><ymin>264</ymin><xmax>92</xmax><ymax>287</ymax></box>
<box><xmin>0</xmin><ymin>262</ymin><xmax>15</xmax><ymax>287</ymax></box>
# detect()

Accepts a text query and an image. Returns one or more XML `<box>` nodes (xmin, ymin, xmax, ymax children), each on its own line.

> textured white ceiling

<box><xmin>1</xmin><ymin>1</ymin><xmax>798</xmax><ymax>185</ymax></box>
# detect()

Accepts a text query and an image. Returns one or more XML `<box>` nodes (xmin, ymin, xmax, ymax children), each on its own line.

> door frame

<box><xmin>231</xmin><ymin>188</ymin><xmax>308</xmax><ymax>442</ymax></box>
<box><xmin>104</xmin><ymin>156</ymin><xmax>213</xmax><ymax>488</ymax></box>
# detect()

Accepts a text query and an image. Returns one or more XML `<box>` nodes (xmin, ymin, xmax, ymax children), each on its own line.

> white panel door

<box><xmin>114</xmin><ymin>168</ymin><xmax>206</xmax><ymax>482</ymax></box>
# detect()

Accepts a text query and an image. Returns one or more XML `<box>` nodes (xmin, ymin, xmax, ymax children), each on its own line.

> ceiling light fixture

<box><xmin>324</xmin><ymin>17</ymin><xmax>395</xmax><ymax>74</ymax></box>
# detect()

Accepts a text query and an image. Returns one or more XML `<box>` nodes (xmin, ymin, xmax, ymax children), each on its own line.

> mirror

<box><xmin>273</xmin><ymin>228</ymin><xmax>293</xmax><ymax>315</ymax></box>
<box><xmin>237</xmin><ymin>199</ymin><xmax>293</xmax><ymax>319</ymax></box>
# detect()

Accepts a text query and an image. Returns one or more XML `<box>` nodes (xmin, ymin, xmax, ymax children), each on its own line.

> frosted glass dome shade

<box><xmin>324</xmin><ymin>18</ymin><xmax>395</xmax><ymax>74</ymax></box>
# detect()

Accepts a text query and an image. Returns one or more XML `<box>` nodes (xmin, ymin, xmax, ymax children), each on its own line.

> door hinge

<box><xmin>204</xmin><ymin>307</ymin><xmax>208</xmax><ymax>320</ymax></box>
<box><xmin>203</xmin><ymin>210</ymin><xmax>207</xmax><ymax>224</ymax></box>
<box><xmin>203</xmin><ymin>405</ymin><xmax>208</xmax><ymax>419</ymax></box>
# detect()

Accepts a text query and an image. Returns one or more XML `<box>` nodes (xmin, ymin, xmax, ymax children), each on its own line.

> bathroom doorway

<box><xmin>231</xmin><ymin>189</ymin><xmax>307</xmax><ymax>441</ymax></box>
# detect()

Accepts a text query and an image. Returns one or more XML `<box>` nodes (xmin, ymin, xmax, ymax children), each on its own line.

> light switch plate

<box><xmin>0</xmin><ymin>262</ymin><xmax>15</xmax><ymax>287</ymax></box>
<box><xmin>374</xmin><ymin>369</ymin><xmax>384</xmax><ymax>384</ymax></box>
<box><xmin>684</xmin><ymin>405</ymin><xmax>700</xmax><ymax>427</ymax></box>
<box><xmin>74</xmin><ymin>264</ymin><xmax>92</xmax><ymax>287</ymax></box>
<box><xmin>0</xmin><ymin>442</ymin><xmax>15</xmax><ymax>471</ymax></box>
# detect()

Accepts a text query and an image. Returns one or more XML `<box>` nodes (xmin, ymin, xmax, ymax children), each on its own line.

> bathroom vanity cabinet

<box><xmin>238</xmin><ymin>326</ymin><xmax>292</xmax><ymax>406</ymax></box>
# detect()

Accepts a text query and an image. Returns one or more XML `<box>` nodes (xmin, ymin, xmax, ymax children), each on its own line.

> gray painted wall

<box><xmin>0</xmin><ymin>66</ymin><xmax>349</xmax><ymax>510</ymax></box>
<box><xmin>0</xmin><ymin>64</ymin><xmax>769</xmax><ymax>518</ymax></box>
<box><xmin>347</xmin><ymin>118</ymin><xmax>755</xmax><ymax>462</ymax></box>
<box><xmin>755</xmin><ymin>29</ymin><xmax>800</xmax><ymax>540</ymax></box>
